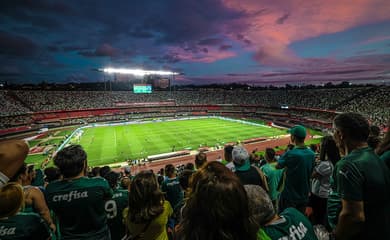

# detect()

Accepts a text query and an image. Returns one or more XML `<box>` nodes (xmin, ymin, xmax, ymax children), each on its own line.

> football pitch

<box><xmin>66</xmin><ymin>117</ymin><xmax>286</xmax><ymax>166</ymax></box>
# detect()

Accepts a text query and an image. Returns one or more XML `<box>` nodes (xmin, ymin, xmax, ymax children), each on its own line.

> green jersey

<box><xmin>46</xmin><ymin>176</ymin><xmax>113</xmax><ymax>240</ymax></box>
<box><xmin>161</xmin><ymin>177</ymin><xmax>183</xmax><ymax>210</ymax></box>
<box><xmin>334</xmin><ymin>147</ymin><xmax>390</xmax><ymax>239</ymax></box>
<box><xmin>106</xmin><ymin>188</ymin><xmax>128</xmax><ymax>240</ymax></box>
<box><xmin>278</xmin><ymin>147</ymin><xmax>315</xmax><ymax>203</ymax></box>
<box><xmin>0</xmin><ymin>212</ymin><xmax>50</xmax><ymax>240</ymax></box>
<box><xmin>261</xmin><ymin>162</ymin><xmax>284</xmax><ymax>201</ymax></box>
<box><xmin>380</xmin><ymin>150</ymin><xmax>390</xmax><ymax>169</ymax></box>
<box><xmin>259</xmin><ymin>208</ymin><xmax>318</xmax><ymax>240</ymax></box>
<box><xmin>326</xmin><ymin>174</ymin><xmax>341</xmax><ymax>230</ymax></box>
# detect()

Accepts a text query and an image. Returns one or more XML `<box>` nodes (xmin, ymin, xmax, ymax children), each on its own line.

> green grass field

<box><xmin>61</xmin><ymin>118</ymin><xmax>286</xmax><ymax>166</ymax></box>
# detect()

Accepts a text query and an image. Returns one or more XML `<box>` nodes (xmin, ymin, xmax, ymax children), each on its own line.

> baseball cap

<box><xmin>232</xmin><ymin>145</ymin><xmax>250</xmax><ymax>171</ymax></box>
<box><xmin>288</xmin><ymin>125</ymin><xmax>307</xmax><ymax>138</ymax></box>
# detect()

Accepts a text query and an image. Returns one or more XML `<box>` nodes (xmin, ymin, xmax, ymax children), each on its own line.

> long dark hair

<box><xmin>377</xmin><ymin>120</ymin><xmax>390</xmax><ymax>156</ymax></box>
<box><xmin>128</xmin><ymin>171</ymin><xmax>164</xmax><ymax>223</ymax></box>
<box><xmin>177</xmin><ymin>161</ymin><xmax>256</xmax><ymax>240</ymax></box>
<box><xmin>320</xmin><ymin>135</ymin><xmax>341</xmax><ymax>166</ymax></box>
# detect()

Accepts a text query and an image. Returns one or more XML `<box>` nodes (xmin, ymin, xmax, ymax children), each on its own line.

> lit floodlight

<box><xmin>101</xmin><ymin>67</ymin><xmax>178</xmax><ymax>76</ymax></box>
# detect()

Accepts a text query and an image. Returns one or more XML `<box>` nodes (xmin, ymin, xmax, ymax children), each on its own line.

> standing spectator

<box><xmin>276</xmin><ymin>125</ymin><xmax>316</xmax><ymax>214</ymax></box>
<box><xmin>308</xmin><ymin>136</ymin><xmax>336</xmax><ymax>227</ymax></box>
<box><xmin>46</xmin><ymin>145</ymin><xmax>113</xmax><ymax>240</ymax></box>
<box><xmin>222</xmin><ymin>145</ymin><xmax>235</xmax><ymax>171</ymax></box>
<box><xmin>0</xmin><ymin>140</ymin><xmax>29</xmax><ymax>188</ymax></box>
<box><xmin>261</xmin><ymin>148</ymin><xmax>284</xmax><ymax>211</ymax></box>
<box><xmin>244</xmin><ymin>184</ymin><xmax>318</xmax><ymax>240</ymax></box>
<box><xmin>194</xmin><ymin>152</ymin><xmax>207</xmax><ymax>170</ymax></box>
<box><xmin>332</xmin><ymin>113</ymin><xmax>390</xmax><ymax>239</ymax></box>
<box><xmin>161</xmin><ymin>164</ymin><xmax>184</xmax><ymax>211</ymax></box>
<box><xmin>232</xmin><ymin>145</ymin><xmax>269</xmax><ymax>192</ymax></box>
<box><xmin>123</xmin><ymin>171</ymin><xmax>173</xmax><ymax>240</ymax></box>
<box><xmin>0</xmin><ymin>183</ymin><xmax>51</xmax><ymax>240</ymax></box>
<box><xmin>376</xmin><ymin>120</ymin><xmax>390</xmax><ymax>169</ymax></box>
<box><xmin>176</xmin><ymin>161</ymin><xmax>257</xmax><ymax>240</ymax></box>
<box><xmin>103</xmin><ymin>171</ymin><xmax>128</xmax><ymax>240</ymax></box>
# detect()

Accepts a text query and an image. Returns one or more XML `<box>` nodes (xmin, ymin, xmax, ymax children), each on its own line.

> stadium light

<box><xmin>101</xmin><ymin>67</ymin><xmax>178</xmax><ymax>76</ymax></box>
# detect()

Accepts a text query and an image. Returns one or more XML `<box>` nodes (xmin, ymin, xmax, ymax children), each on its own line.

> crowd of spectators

<box><xmin>1</xmin><ymin>113</ymin><xmax>390</xmax><ymax>239</ymax></box>
<box><xmin>1</xmin><ymin>85</ymin><xmax>389</xmax><ymax>129</ymax></box>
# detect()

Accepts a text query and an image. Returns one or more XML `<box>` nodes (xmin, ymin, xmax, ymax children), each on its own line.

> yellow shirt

<box><xmin>123</xmin><ymin>200</ymin><xmax>173</xmax><ymax>240</ymax></box>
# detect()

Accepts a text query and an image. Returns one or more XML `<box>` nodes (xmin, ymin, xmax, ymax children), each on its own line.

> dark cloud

<box><xmin>276</xmin><ymin>13</ymin><xmax>290</xmax><ymax>24</ymax></box>
<box><xmin>0</xmin><ymin>0</ymin><xmax>74</xmax><ymax>15</ymax></box>
<box><xmin>198</xmin><ymin>38</ymin><xmax>224</xmax><ymax>46</ymax></box>
<box><xmin>0</xmin><ymin>31</ymin><xmax>39</xmax><ymax>57</ymax></box>
<box><xmin>150</xmin><ymin>53</ymin><xmax>181</xmax><ymax>64</ymax></box>
<box><xmin>79</xmin><ymin>44</ymin><xmax>119</xmax><ymax>58</ymax></box>
<box><xmin>219</xmin><ymin>45</ymin><xmax>233</xmax><ymax>51</ymax></box>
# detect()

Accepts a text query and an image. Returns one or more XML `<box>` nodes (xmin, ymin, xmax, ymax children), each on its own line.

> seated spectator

<box><xmin>10</xmin><ymin>163</ymin><xmax>55</xmax><ymax>232</ymax></box>
<box><xmin>184</xmin><ymin>163</ymin><xmax>195</xmax><ymax>171</ymax></box>
<box><xmin>123</xmin><ymin>170</ymin><xmax>173</xmax><ymax>240</ymax></box>
<box><xmin>260</xmin><ymin>148</ymin><xmax>284</xmax><ymax>211</ymax></box>
<box><xmin>0</xmin><ymin>182</ymin><xmax>51</xmax><ymax>240</ymax></box>
<box><xmin>176</xmin><ymin>161</ymin><xmax>257</xmax><ymax>240</ymax></box>
<box><xmin>103</xmin><ymin>171</ymin><xmax>128</xmax><ymax>240</ymax></box>
<box><xmin>91</xmin><ymin>167</ymin><xmax>101</xmax><ymax>177</ymax></box>
<box><xmin>99</xmin><ymin>166</ymin><xmax>111</xmax><ymax>178</ymax></box>
<box><xmin>194</xmin><ymin>152</ymin><xmax>207</xmax><ymax>170</ymax></box>
<box><xmin>43</xmin><ymin>167</ymin><xmax>61</xmax><ymax>187</ymax></box>
<box><xmin>232</xmin><ymin>145</ymin><xmax>269</xmax><ymax>192</ymax></box>
<box><xmin>46</xmin><ymin>145</ymin><xmax>113</xmax><ymax>240</ymax></box>
<box><xmin>244</xmin><ymin>184</ymin><xmax>318</xmax><ymax>240</ymax></box>
<box><xmin>0</xmin><ymin>140</ymin><xmax>29</xmax><ymax>188</ymax></box>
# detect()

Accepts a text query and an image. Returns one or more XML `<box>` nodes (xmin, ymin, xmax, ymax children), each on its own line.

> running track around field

<box><xmin>127</xmin><ymin>136</ymin><xmax>291</xmax><ymax>174</ymax></box>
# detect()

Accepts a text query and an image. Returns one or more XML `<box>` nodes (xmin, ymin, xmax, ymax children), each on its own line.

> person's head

<box><xmin>0</xmin><ymin>182</ymin><xmax>24</xmax><ymax>219</ymax></box>
<box><xmin>232</xmin><ymin>145</ymin><xmax>250</xmax><ymax>171</ymax></box>
<box><xmin>319</xmin><ymin>135</ymin><xmax>341</xmax><ymax>165</ymax></box>
<box><xmin>195</xmin><ymin>152</ymin><xmax>207</xmax><ymax>169</ymax></box>
<box><xmin>369</xmin><ymin>125</ymin><xmax>381</xmax><ymax>137</ymax></box>
<box><xmin>10</xmin><ymin>163</ymin><xmax>29</xmax><ymax>184</ymax></box>
<box><xmin>333</xmin><ymin>113</ymin><xmax>370</xmax><ymax>153</ymax></box>
<box><xmin>99</xmin><ymin>166</ymin><xmax>111</xmax><ymax>178</ymax></box>
<box><xmin>249</xmin><ymin>153</ymin><xmax>259</xmax><ymax>165</ymax></box>
<box><xmin>164</xmin><ymin>164</ymin><xmax>176</xmax><ymax>177</ymax></box>
<box><xmin>27</xmin><ymin>164</ymin><xmax>36</xmax><ymax>181</ymax></box>
<box><xmin>265</xmin><ymin>148</ymin><xmax>276</xmax><ymax>162</ymax></box>
<box><xmin>244</xmin><ymin>184</ymin><xmax>276</xmax><ymax>226</ymax></box>
<box><xmin>91</xmin><ymin>167</ymin><xmax>101</xmax><ymax>177</ymax></box>
<box><xmin>367</xmin><ymin>135</ymin><xmax>381</xmax><ymax>149</ymax></box>
<box><xmin>178</xmin><ymin>161</ymin><xmax>255</xmax><ymax>240</ymax></box>
<box><xmin>377</xmin><ymin>120</ymin><xmax>390</xmax><ymax>156</ymax></box>
<box><xmin>128</xmin><ymin>171</ymin><xmax>164</xmax><ymax>223</ymax></box>
<box><xmin>44</xmin><ymin>167</ymin><xmax>61</xmax><ymax>183</ymax></box>
<box><xmin>224</xmin><ymin>145</ymin><xmax>234</xmax><ymax>163</ymax></box>
<box><xmin>184</xmin><ymin>162</ymin><xmax>195</xmax><ymax>171</ymax></box>
<box><xmin>103</xmin><ymin>171</ymin><xmax>120</xmax><ymax>190</ymax></box>
<box><xmin>54</xmin><ymin>145</ymin><xmax>87</xmax><ymax>178</ymax></box>
<box><xmin>178</xmin><ymin>169</ymin><xmax>194</xmax><ymax>192</ymax></box>
<box><xmin>123</xmin><ymin>166</ymin><xmax>131</xmax><ymax>176</ymax></box>
<box><xmin>288</xmin><ymin>125</ymin><xmax>307</xmax><ymax>144</ymax></box>
<box><xmin>120</xmin><ymin>177</ymin><xmax>131</xmax><ymax>190</ymax></box>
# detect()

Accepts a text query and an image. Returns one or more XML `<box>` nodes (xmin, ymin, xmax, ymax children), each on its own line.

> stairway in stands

<box><xmin>328</xmin><ymin>87</ymin><xmax>379</xmax><ymax>110</ymax></box>
<box><xmin>6</xmin><ymin>91</ymin><xmax>34</xmax><ymax>111</ymax></box>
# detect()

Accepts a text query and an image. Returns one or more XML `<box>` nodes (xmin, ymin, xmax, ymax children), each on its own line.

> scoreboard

<box><xmin>133</xmin><ymin>84</ymin><xmax>152</xmax><ymax>93</ymax></box>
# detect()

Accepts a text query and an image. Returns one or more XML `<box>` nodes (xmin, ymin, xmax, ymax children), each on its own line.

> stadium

<box><xmin>1</xmin><ymin>1</ymin><xmax>390</xmax><ymax>240</ymax></box>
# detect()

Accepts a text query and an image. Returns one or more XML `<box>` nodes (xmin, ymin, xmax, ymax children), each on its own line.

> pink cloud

<box><xmin>222</xmin><ymin>0</ymin><xmax>390</xmax><ymax>66</ymax></box>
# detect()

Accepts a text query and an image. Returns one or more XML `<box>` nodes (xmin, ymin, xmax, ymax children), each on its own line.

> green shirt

<box><xmin>161</xmin><ymin>177</ymin><xmax>183</xmax><ymax>210</ymax></box>
<box><xmin>106</xmin><ymin>188</ymin><xmax>128</xmax><ymax>240</ymax></box>
<box><xmin>326</xmin><ymin>174</ymin><xmax>341</xmax><ymax>230</ymax></box>
<box><xmin>278</xmin><ymin>147</ymin><xmax>315</xmax><ymax>203</ymax></box>
<box><xmin>259</xmin><ymin>208</ymin><xmax>318</xmax><ymax>240</ymax></box>
<box><xmin>46</xmin><ymin>176</ymin><xmax>113</xmax><ymax>240</ymax></box>
<box><xmin>334</xmin><ymin>147</ymin><xmax>390</xmax><ymax>239</ymax></box>
<box><xmin>124</xmin><ymin>200</ymin><xmax>173</xmax><ymax>240</ymax></box>
<box><xmin>261</xmin><ymin>162</ymin><xmax>284</xmax><ymax>201</ymax></box>
<box><xmin>0</xmin><ymin>212</ymin><xmax>50</xmax><ymax>240</ymax></box>
<box><xmin>380</xmin><ymin>150</ymin><xmax>390</xmax><ymax>169</ymax></box>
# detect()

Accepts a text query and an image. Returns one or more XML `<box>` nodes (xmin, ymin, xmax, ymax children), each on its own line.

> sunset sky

<box><xmin>0</xmin><ymin>0</ymin><xmax>389</xmax><ymax>85</ymax></box>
